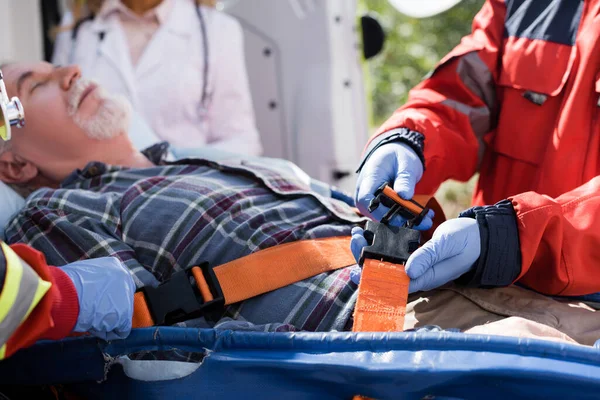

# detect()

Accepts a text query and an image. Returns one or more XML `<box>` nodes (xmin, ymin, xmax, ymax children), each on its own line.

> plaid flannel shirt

<box><xmin>4</xmin><ymin>143</ymin><xmax>367</xmax><ymax>336</ymax></box>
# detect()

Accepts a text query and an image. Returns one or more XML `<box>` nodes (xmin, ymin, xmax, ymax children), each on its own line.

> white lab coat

<box><xmin>52</xmin><ymin>0</ymin><xmax>263</xmax><ymax>156</ymax></box>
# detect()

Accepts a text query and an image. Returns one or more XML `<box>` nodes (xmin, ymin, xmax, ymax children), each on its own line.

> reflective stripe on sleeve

<box><xmin>0</xmin><ymin>243</ymin><xmax>51</xmax><ymax>350</ymax></box>
<box><xmin>443</xmin><ymin>52</ymin><xmax>496</xmax><ymax>167</ymax></box>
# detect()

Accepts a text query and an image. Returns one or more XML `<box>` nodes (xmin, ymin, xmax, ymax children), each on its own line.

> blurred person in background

<box><xmin>51</xmin><ymin>0</ymin><xmax>263</xmax><ymax>157</ymax></box>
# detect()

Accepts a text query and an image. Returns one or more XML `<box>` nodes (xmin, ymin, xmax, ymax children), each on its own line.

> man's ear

<box><xmin>0</xmin><ymin>151</ymin><xmax>39</xmax><ymax>184</ymax></box>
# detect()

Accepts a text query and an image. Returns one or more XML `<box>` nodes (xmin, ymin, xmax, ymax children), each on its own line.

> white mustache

<box><xmin>68</xmin><ymin>80</ymin><xmax>131</xmax><ymax>140</ymax></box>
<box><xmin>67</xmin><ymin>78</ymin><xmax>100</xmax><ymax>115</ymax></box>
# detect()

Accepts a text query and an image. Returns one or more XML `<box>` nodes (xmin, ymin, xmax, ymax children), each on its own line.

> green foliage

<box><xmin>361</xmin><ymin>0</ymin><xmax>485</xmax><ymax>127</ymax></box>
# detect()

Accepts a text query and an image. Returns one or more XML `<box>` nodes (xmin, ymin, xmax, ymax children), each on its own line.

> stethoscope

<box><xmin>68</xmin><ymin>3</ymin><xmax>211</xmax><ymax>115</ymax></box>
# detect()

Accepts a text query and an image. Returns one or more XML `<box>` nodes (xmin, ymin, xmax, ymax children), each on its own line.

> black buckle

<box><xmin>360</xmin><ymin>183</ymin><xmax>425</xmax><ymax>266</ymax></box>
<box><xmin>358</xmin><ymin>220</ymin><xmax>421</xmax><ymax>266</ymax></box>
<box><xmin>140</xmin><ymin>262</ymin><xmax>225</xmax><ymax>326</ymax></box>
<box><xmin>368</xmin><ymin>183</ymin><xmax>429</xmax><ymax>227</ymax></box>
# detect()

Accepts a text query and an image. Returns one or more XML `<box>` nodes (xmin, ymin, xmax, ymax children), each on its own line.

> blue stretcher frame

<box><xmin>1</xmin><ymin>327</ymin><xmax>600</xmax><ymax>399</ymax></box>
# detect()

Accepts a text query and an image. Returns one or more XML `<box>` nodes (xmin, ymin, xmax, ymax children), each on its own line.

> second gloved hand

<box><xmin>350</xmin><ymin>218</ymin><xmax>480</xmax><ymax>292</ymax></box>
<box><xmin>405</xmin><ymin>217</ymin><xmax>480</xmax><ymax>293</ymax></box>
<box><xmin>61</xmin><ymin>257</ymin><xmax>136</xmax><ymax>340</ymax></box>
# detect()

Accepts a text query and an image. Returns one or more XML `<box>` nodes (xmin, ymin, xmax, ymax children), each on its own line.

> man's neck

<box><xmin>91</xmin><ymin>134</ymin><xmax>156</xmax><ymax>169</ymax></box>
<box><xmin>112</xmin><ymin>149</ymin><xmax>155</xmax><ymax>169</ymax></box>
<box><xmin>120</xmin><ymin>0</ymin><xmax>164</xmax><ymax>15</ymax></box>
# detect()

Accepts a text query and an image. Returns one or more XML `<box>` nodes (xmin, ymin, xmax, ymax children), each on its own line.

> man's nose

<box><xmin>58</xmin><ymin>65</ymin><xmax>82</xmax><ymax>91</ymax></box>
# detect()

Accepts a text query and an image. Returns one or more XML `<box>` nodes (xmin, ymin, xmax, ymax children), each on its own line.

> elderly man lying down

<box><xmin>0</xmin><ymin>61</ymin><xmax>598</xmax><ymax>349</ymax></box>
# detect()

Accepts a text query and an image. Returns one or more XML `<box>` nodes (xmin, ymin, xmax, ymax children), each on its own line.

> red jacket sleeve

<box><xmin>509</xmin><ymin>176</ymin><xmax>600</xmax><ymax>296</ymax></box>
<box><xmin>0</xmin><ymin>243</ymin><xmax>79</xmax><ymax>360</ymax></box>
<box><xmin>362</xmin><ymin>0</ymin><xmax>506</xmax><ymax>194</ymax></box>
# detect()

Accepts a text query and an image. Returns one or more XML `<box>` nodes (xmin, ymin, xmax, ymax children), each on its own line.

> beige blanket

<box><xmin>404</xmin><ymin>284</ymin><xmax>600</xmax><ymax>346</ymax></box>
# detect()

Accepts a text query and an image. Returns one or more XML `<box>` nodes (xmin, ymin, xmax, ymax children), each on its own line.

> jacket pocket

<box><xmin>493</xmin><ymin>37</ymin><xmax>577</xmax><ymax>166</ymax></box>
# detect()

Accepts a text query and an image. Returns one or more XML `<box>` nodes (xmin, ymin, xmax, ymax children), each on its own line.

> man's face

<box><xmin>0</xmin><ymin>61</ymin><xmax>132</xmax><ymax>183</ymax></box>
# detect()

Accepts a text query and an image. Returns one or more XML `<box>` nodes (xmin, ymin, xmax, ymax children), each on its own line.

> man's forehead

<box><xmin>3</xmin><ymin>62</ymin><xmax>52</xmax><ymax>82</ymax></box>
<box><xmin>2</xmin><ymin>62</ymin><xmax>53</xmax><ymax>93</ymax></box>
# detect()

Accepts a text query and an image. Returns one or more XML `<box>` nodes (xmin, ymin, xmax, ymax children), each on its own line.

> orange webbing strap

<box><xmin>213</xmin><ymin>236</ymin><xmax>354</xmax><ymax>304</ymax></box>
<box><xmin>133</xmin><ymin>292</ymin><xmax>154</xmax><ymax>328</ymax></box>
<box><xmin>352</xmin><ymin>259</ymin><xmax>410</xmax><ymax>332</ymax></box>
<box><xmin>351</xmin><ymin>195</ymin><xmax>445</xmax><ymax>333</ymax></box>
<box><xmin>132</xmin><ymin>236</ymin><xmax>356</xmax><ymax>328</ymax></box>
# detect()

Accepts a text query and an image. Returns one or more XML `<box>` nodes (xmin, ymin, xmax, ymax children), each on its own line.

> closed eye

<box><xmin>30</xmin><ymin>80</ymin><xmax>47</xmax><ymax>93</ymax></box>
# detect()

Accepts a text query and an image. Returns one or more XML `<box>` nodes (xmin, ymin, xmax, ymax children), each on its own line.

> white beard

<box><xmin>67</xmin><ymin>80</ymin><xmax>132</xmax><ymax>140</ymax></box>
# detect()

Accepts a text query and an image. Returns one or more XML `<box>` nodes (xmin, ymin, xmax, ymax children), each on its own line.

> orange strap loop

<box><xmin>132</xmin><ymin>236</ymin><xmax>356</xmax><ymax>328</ymax></box>
<box><xmin>352</xmin><ymin>259</ymin><xmax>410</xmax><ymax>332</ymax></box>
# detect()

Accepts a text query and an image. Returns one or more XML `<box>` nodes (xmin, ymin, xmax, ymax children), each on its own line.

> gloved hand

<box><xmin>61</xmin><ymin>257</ymin><xmax>136</xmax><ymax>340</ymax></box>
<box><xmin>354</xmin><ymin>142</ymin><xmax>432</xmax><ymax>229</ymax></box>
<box><xmin>350</xmin><ymin>218</ymin><xmax>480</xmax><ymax>292</ymax></box>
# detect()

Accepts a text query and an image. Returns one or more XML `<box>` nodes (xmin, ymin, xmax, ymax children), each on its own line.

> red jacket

<box><xmin>366</xmin><ymin>0</ymin><xmax>600</xmax><ymax>296</ymax></box>
<box><xmin>0</xmin><ymin>244</ymin><xmax>78</xmax><ymax>360</ymax></box>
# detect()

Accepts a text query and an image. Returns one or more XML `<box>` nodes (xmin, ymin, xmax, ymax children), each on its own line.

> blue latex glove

<box><xmin>350</xmin><ymin>226</ymin><xmax>368</xmax><ymax>285</ymax></box>
<box><xmin>61</xmin><ymin>257</ymin><xmax>136</xmax><ymax>340</ymax></box>
<box><xmin>354</xmin><ymin>142</ymin><xmax>432</xmax><ymax>229</ymax></box>
<box><xmin>350</xmin><ymin>218</ymin><xmax>480</xmax><ymax>292</ymax></box>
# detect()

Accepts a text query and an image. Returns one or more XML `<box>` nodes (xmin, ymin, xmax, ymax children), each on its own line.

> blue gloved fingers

<box><xmin>354</xmin><ymin>142</ymin><xmax>422</xmax><ymax>221</ymax></box>
<box><xmin>89</xmin><ymin>322</ymin><xmax>132</xmax><ymax>341</ymax></box>
<box><xmin>393</xmin><ymin>168</ymin><xmax>418</xmax><ymax>200</ymax></box>
<box><xmin>351</xmin><ymin>226</ymin><xmax>364</xmax><ymax>235</ymax></box>
<box><xmin>355</xmin><ymin>170</ymin><xmax>409</xmax><ymax>227</ymax></box>
<box><xmin>350</xmin><ymin>226</ymin><xmax>367</xmax><ymax>285</ymax></box>
<box><xmin>406</xmin><ymin>218</ymin><xmax>477</xmax><ymax>279</ymax></box>
<box><xmin>62</xmin><ymin>257</ymin><xmax>136</xmax><ymax>340</ymax></box>
<box><xmin>392</xmin><ymin>143</ymin><xmax>423</xmax><ymax>200</ymax></box>
<box><xmin>86</xmin><ymin>291</ymin><xmax>134</xmax><ymax>340</ymax></box>
<box><xmin>403</xmin><ymin>208</ymin><xmax>435</xmax><ymax>231</ymax></box>
<box><xmin>350</xmin><ymin>227</ymin><xmax>368</xmax><ymax>263</ymax></box>
<box><xmin>354</xmin><ymin>144</ymin><xmax>430</xmax><ymax>228</ymax></box>
<box><xmin>408</xmin><ymin>253</ymin><xmax>473</xmax><ymax>293</ymax></box>
<box><xmin>404</xmin><ymin>239</ymin><xmax>439</xmax><ymax>281</ymax></box>
<box><xmin>354</xmin><ymin>161</ymin><xmax>393</xmax><ymax>220</ymax></box>
<box><xmin>405</xmin><ymin>218</ymin><xmax>481</xmax><ymax>293</ymax></box>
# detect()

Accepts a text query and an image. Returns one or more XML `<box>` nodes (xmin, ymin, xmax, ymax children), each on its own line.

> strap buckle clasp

<box><xmin>359</xmin><ymin>183</ymin><xmax>425</xmax><ymax>266</ymax></box>
<box><xmin>367</xmin><ymin>183</ymin><xmax>430</xmax><ymax>228</ymax></box>
<box><xmin>140</xmin><ymin>263</ymin><xmax>225</xmax><ymax>325</ymax></box>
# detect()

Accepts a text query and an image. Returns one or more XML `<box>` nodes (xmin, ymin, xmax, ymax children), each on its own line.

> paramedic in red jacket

<box><xmin>353</xmin><ymin>0</ymin><xmax>600</xmax><ymax>296</ymax></box>
<box><xmin>0</xmin><ymin>243</ymin><xmax>135</xmax><ymax>360</ymax></box>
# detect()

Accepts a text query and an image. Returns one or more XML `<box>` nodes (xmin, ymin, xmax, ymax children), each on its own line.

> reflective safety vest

<box><xmin>0</xmin><ymin>243</ymin><xmax>78</xmax><ymax>360</ymax></box>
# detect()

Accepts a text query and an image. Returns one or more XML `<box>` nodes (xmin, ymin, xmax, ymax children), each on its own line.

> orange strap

<box><xmin>352</xmin><ymin>259</ymin><xmax>409</xmax><ymax>332</ymax></box>
<box><xmin>132</xmin><ymin>236</ymin><xmax>356</xmax><ymax>328</ymax></box>
<box><xmin>351</xmin><ymin>195</ymin><xmax>446</xmax><ymax>333</ymax></box>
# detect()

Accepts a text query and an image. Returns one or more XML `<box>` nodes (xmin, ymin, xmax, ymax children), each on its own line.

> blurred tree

<box><xmin>361</xmin><ymin>0</ymin><xmax>485</xmax><ymax>127</ymax></box>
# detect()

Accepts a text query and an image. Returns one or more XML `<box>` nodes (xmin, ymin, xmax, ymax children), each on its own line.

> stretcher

<box><xmin>1</xmin><ymin>327</ymin><xmax>600</xmax><ymax>399</ymax></box>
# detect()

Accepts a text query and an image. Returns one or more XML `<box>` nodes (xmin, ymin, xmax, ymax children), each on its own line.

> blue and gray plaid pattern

<box><xmin>5</xmin><ymin>143</ymin><xmax>367</xmax><ymax>335</ymax></box>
